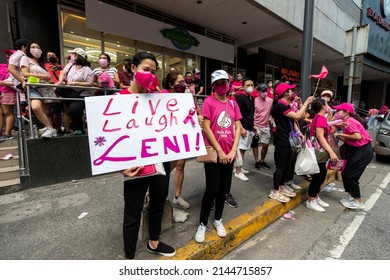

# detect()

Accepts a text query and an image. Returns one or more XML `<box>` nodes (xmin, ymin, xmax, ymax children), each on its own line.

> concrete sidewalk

<box><xmin>0</xmin><ymin>146</ymin><xmax>336</xmax><ymax>260</ymax></box>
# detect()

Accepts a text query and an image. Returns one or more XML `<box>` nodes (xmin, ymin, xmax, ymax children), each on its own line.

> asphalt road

<box><xmin>223</xmin><ymin>157</ymin><xmax>390</xmax><ymax>260</ymax></box>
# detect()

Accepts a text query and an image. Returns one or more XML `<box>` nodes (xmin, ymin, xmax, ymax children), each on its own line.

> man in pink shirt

<box><xmin>252</xmin><ymin>83</ymin><xmax>273</xmax><ymax>170</ymax></box>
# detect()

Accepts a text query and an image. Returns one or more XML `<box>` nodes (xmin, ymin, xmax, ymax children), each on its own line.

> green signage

<box><xmin>160</xmin><ymin>27</ymin><xmax>200</xmax><ymax>51</ymax></box>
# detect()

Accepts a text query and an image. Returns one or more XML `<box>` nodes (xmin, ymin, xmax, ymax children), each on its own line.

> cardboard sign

<box><xmin>85</xmin><ymin>94</ymin><xmax>206</xmax><ymax>175</ymax></box>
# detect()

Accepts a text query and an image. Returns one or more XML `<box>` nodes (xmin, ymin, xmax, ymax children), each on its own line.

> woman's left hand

<box><xmin>122</xmin><ymin>166</ymin><xmax>143</xmax><ymax>177</ymax></box>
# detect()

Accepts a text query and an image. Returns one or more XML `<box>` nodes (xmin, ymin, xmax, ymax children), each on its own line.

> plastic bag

<box><xmin>295</xmin><ymin>147</ymin><xmax>320</xmax><ymax>175</ymax></box>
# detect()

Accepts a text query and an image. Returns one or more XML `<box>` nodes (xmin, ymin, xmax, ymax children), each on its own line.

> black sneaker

<box><xmin>146</xmin><ymin>241</ymin><xmax>176</xmax><ymax>257</ymax></box>
<box><xmin>225</xmin><ymin>193</ymin><xmax>238</xmax><ymax>208</ymax></box>
<box><xmin>255</xmin><ymin>161</ymin><xmax>261</xmax><ymax>170</ymax></box>
<box><xmin>259</xmin><ymin>161</ymin><xmax>271</xmax><ymax>170</ymax></box>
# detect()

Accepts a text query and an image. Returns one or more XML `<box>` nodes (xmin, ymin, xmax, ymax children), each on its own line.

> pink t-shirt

<box><xmin>0</xmin><ymin>64</ymin><xmax>15</xmax><ymax>94</ymax></box>
<box><xmin>343</xmin><ymin>116</ymin><xmax>372</xmax><ymax>147</ymax></box>
<box><xmin>368</xmin><ymin>108</ymin><xmax>378</xmax><ymax>115</ymax></box>
<box><xmin>201</xmin><ymin>95</ymin><xmax>242</xmax><ymax>155</ymax></box>
<box><xmin>254</xmin><ymin>96</ymin><xmax>273</xmax><ymax>128</ymax></box>
<box><xmin>232</xmin><ymin>81</ymin><xmax>244</xmax><ymax>95</ymax></box>
<box><xmin>310</xmin><ymin>115</ymin><xmax>330</xmax><ymax>138</ymax></box>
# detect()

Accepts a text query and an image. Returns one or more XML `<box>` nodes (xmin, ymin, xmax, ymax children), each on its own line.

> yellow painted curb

<box><xmin>162</xmin><ymin>171</ymin><xmax>337</xmax><ymax>260</ymax></box>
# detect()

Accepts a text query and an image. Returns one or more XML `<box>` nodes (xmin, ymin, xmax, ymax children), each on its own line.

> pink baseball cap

<box><xmin>333</xmin><ymin>103</ymin><xmax>354</xmax><ymax>114</ymax></box>
<box><xmin>275</xmin><ymin>83</ymin><xmax>296</xmax><ymax>97</ymax></box>
<box><xmin>3</xmin><ymin>49</ymin><xmax>15</xmax><ymax>56</ymax></box>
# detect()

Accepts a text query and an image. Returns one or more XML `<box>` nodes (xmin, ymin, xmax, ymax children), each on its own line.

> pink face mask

<box><xmin>30</xmin><ymin>48</ymin><xmax>42</xmax><ymax>59</ymax></box>
<box><xmin>260</xmin><ymin>92</ymin><xmax>267</xmax><ymax>99</ymax></box>
<box><xmin>99</xmin><ymin>58</ymin><xmax>108</xmax><ymax>67</ymax></box>
<box><xmin>135</xmin><ymin>71</ymin><xmax>155</xmax><ymax>89</ymax></box>
<box><xmin>334</xmin><ymin>112</ymin><xmax>344</xmax><ymax>120</ymax></box>
<box><xmin>214</xmin><ymin>84</ymin><xmax>229</xmax><ymax>96</ymax></box>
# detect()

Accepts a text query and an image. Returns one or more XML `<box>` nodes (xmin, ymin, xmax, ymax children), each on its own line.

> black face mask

<box><xmin>48</xmin><ymin>57</ymin><xmax>57</xmax><ymax>63</ymax></box>
<box><xmin>75</xmin><ymin>58</ymin><xmax>83</xmax><ymax>65</ymax></box>
<box><xmin>173</xmin><ymin>83</ymin><xmax>186</xmax><ymax>93</ymax></box>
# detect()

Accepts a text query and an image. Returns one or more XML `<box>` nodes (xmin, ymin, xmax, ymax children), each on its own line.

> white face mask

<box><xmin>245</xmin><ymin>86</ymin><xmax>254</xmax><ymax>94</ymax></box>
<box><xmin>322</xmin><ymin>96</ymin><xmax>330</xmax><ymax>103</ymax></box>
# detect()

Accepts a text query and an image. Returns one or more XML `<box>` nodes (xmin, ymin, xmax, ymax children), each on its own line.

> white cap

<box><xmin>321</xmin><ymin>90</ymin><xmax>333</xmax><ymax>98</ymax></box>
<box><xmin>211</xmin><ymin>70</ymin><xmax>229</xmax><ymax>84</ymax></box>
<box><xmin>67</xmin><ymin>48</ymin><xmax>87</xmax><ymax>58</ymax></box>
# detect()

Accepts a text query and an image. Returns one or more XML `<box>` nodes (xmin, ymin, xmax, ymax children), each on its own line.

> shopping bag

<box><xmin>295</xmin><ymin>147</ymin><xmax>320</xmax><ymax>175</ymax></box>
<box><xmin>326</xmin><ymin>159</ymin><xmax>347</xmax><ymax>172</ymax></box>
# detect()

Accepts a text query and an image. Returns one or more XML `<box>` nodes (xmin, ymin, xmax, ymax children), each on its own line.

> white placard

<box><xmin>85</xmin><ymin>94</ymin><xmax>206</xmax><ymax>175</ymax></box>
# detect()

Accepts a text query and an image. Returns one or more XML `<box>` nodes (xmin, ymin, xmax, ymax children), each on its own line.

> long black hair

<box><xmin>312</xmin><ymin>98</ymin><xmax>326</xmax><ymax>114</ymax></box>
<box><xmin>164</xmin><ymin>71</ymin><xmax>180</xmax><ymax>90</ymax></box>
<box><xmin>25</xmin><ymin>41</ymin><xmax>45</xmax><ymax>70</ymax></box>
<box><xmin>75</xmin><ymin>55</ymin><xmax>91</xmax><ymax>67</ymax></box>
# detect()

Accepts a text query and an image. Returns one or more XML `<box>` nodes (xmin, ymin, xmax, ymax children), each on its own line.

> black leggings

<box><xmin>122</xmin><ymin>162</ymin><xmax>170</xmax><ymax>259</ymax></box>
<box><xmin>199</xmin><ymin>161</ymin><xmax>234</xmax><ymax>226</ymax></box>
<box><xmin>307</xmin><ymin>162</ymin><xmax>327</xmax><ymax>198</ymax></box>
<box><xmin>342</xmin><ymin>143</ymin><xmax>373</xmax><ymax>198</ymax></box>
<box><xmin>65</xmin><ymin>100</ymin><xmax>85</xmax><ymax>132</ymax></box>
<box><xmin>273</xmin><ymin>145</ymin><xmax>294</xmax><ymax>190</ymax></box>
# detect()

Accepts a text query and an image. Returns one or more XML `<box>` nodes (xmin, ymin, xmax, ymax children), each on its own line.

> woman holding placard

<box><xmin>118</xmin><ymin>52</ymin><xmax>175</xmax><ymax>259</ymax></box>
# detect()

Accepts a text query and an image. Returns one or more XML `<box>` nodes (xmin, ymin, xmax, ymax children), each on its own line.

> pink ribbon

<box><xmin>183</xmin><ymin>108</ymin><xmax>196</xmax><ymax>125</ymax></box>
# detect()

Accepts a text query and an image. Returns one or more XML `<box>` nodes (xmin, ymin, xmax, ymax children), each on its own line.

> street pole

<box><xmin>300</xmin><ymin>0</ymin><xmax>314</xmax><ymax>100</ymax></box>
<box><xmin>347</xmin><ymin>25</ymin><xmax>357</xmax><ymax>103</ymax></box>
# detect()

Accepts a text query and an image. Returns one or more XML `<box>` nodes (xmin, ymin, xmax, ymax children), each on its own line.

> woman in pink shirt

<box><xmin>195</xmin><ymin>70</ymin><xmax>241</xmax><ymax>243</ymax></box>
<box><xmin>306</xmin><ymin>99</ymin><xmax>339</xmax><ymax>212</ymax></box>
<box><xmin>333</xmin><ymin>103</ymin><xmax>373</xmax><ymax>210</ymax></box>
<box><xmin>367</xmin><ymin>106</ymin><xmax>379</xmax><ymax>130</ymax></box>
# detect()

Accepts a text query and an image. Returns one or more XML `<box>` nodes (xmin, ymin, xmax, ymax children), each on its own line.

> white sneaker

<box><xmin>287</xmin><ymin>181</ymin><xmax>301</xmax><ymax>190</ymax></box>
<box><xmin>241</xmin><ymin>168</ymin><xmax>250</xmax><ymax>174</ymax></box>
<box><xmin>280</xmin><ymin>186</ymin><xmax>296</xmax><ymax>197</ymax></box>
<box><xmin>306</xmin><ymin>200</ymin><xmax>325</xmax><ymax>212</ymax></box>
<box><xmin>284</xmin><ymin>184</ymin><xmax>295</xmax><ymax>193</ymax></box>
<box><xmin>317</xmin><ymin>197</ymin><xmax>330</xmax><ymax>208</ymax></box>
<box><xmin>234</xmin><ymin>172</ymin><xmax>249</xmax><ymax>181</ymax></box>
<box><xmin>213</xmin><ymin>219</ymin><xmax>227</xmax><ymax>237</ymax></box>
<box><xmin>172</xmin><ymin>196</ymin><xmax>190</xmax><ymax>209</ymax></box>
<box><xmin>340</xmin><ymin>194</ymin><xmax>354</xmax><ymax>206</ymax></box>
<box><xmin>38</xmin><ymin>127</ymin><xmax>48</xmax><ymax>133</ymax></box>
<box><xmin>41</xmin><ymin>128</ymin><xmax>57</xmax><ymax>138</ymax></box>
<box><xmin>344</xmin><ymin>199</ymin><xmax>365</xmax><ymax>210</ymax></box>
<box><xmin>195</xmin><ymin>224</ymin><xmax>207</xmax><ymax>243</ymax></box>
<box><xmin>268</xmin><ymin>190</ymin><xmax>290</xmax><ymax>203</ymax></box>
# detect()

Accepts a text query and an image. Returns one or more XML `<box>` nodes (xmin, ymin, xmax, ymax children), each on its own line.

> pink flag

<box><xmin>308</xmin><ymin>65</ymin><xmax>328</xmax><ymax>79</ymax></box>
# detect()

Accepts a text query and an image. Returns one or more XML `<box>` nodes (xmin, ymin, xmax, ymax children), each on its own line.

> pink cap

<box><xmin>3</xmin><ymin>49</ymin><xmax>15</xmax><ymax>56</ymax></box>
<box><xmin>275</xmin><ymin>83</ymin><xmax>296</xmax><ymax>97</ymax></box>
<box><xmin>333</xmin><ymin>103</ymin><xmax>354</xmax><ymax>114</ymax></box>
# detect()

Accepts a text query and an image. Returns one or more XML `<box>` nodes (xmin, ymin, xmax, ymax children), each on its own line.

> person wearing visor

<box><xmin>195</xmin><ymin>70</ymin><xmax>241</xmax><ymax>243</ymax></box>
<box><xmin>333</xmin><ymin>103</ymin><xmax>373</xmax><ymax>210</ymax></box>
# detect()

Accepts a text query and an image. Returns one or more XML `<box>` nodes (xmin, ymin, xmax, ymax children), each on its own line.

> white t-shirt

<box><xmin>8</xmin><ymin>50</ymin><xmax>26</xmax><ymax>86</ymax></box>
<box><xmin>92</xmin><ymin>67</ymin><xmax>117</xmax><ymax>79</ymax></box>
